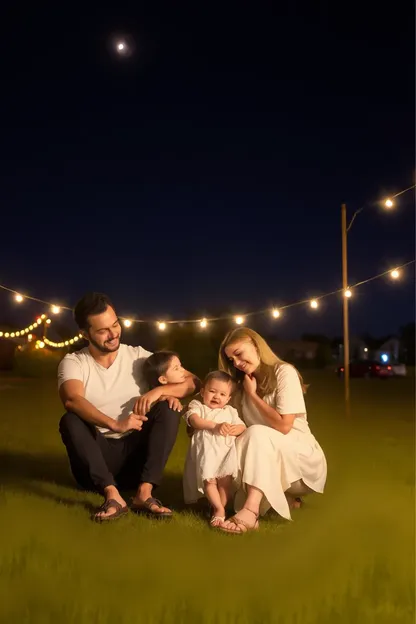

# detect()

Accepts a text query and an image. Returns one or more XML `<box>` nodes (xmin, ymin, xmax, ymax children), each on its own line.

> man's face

<box><xmin>85</xmin><ymin>306</ymin><xmax>121</xmax><ymax>353</ymax></box>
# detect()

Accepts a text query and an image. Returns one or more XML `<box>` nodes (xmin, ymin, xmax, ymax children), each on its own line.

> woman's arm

<box><xmin>249</xmin><ymin>393</ymin><xmax>295</xmax><ymax>434</ymax></box>
<box><xmin>243</xmin><ymin>375</ymin><xmax>295</xmax><ymax>434</ymax></box>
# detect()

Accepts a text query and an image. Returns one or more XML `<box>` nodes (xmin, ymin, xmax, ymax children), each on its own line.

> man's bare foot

<box><xmin>210</xmin><ymin>506</ymin><xmax>226</xmax><ymax>527</ymax></box>
<box><xmin>95</xmin><ymin>486</ymin><xmax>127</xmax><ymax>520</ymax></box>
<box><xmin>219</xmin><ymin>507</ymin><xmax>259</xmax><ymax>533</ymax></box>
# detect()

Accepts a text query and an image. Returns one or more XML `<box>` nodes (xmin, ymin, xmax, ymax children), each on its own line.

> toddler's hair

<box><xmin>203</xmin><ymin>370</ymin><xmax>235</xmax><ymax>390</ymax></box>
<box><xmin>143</xmin><ymin>350</ymin><xmax>179</xmax><ymax>389</ymax></box>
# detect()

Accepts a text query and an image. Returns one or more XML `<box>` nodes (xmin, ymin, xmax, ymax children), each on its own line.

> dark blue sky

<box><xmin>0</xmin><ymin>1</ymin><xmax>414</xmax><ymax>339</ymax></box>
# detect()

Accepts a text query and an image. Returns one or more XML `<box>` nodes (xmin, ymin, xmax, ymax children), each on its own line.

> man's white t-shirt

<box><xmin>57</xmin><ymin>344</ymin><xmax>152</xmax><ymax>439</ymax></box>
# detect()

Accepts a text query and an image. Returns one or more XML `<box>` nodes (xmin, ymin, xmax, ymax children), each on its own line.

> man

<box><xmin>58</xmin><ymin>292</ymin><xmax>199</xmax><ymax>522</ymax></box>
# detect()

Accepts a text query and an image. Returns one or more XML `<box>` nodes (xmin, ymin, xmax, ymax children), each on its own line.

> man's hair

<box><xmin>143</xmin><ymin>351</ymin><xmax>179</xmax><ymax>390</ymax></box>
<box><xmin>73</xmin><ymin>292</ymin><xmax>115</xmax><ymax>330</ymax></box>
<box><xmin>203</xmin><ymin>370</ymin><xmax>235</xmax><ymax>390</ymax></box>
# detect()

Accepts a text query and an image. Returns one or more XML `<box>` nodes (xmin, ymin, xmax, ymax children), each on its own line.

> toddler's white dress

<box><xmin>183</xmin><ymin>399</ymin><xmax>245</xmax><ymax>503</ymax></box>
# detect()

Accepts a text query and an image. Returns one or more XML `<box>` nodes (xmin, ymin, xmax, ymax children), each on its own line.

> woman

<box><xmin>217</xmin><ymin>327</ymin><xmax>327</xmax><ymax>534</ymax></box>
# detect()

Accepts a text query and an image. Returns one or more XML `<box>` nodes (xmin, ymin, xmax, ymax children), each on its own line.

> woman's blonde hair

<box><xmin>218</xmin><ymin>327</ymin><xmax>307</xmax><ymax>397</ymax></box>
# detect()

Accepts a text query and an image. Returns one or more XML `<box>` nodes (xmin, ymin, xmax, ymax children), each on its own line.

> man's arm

<box><xmin>60</xmin><ymin>380</ymin><xmax>146</xmax><ymax>434</ymax></box>
<box><xmin>134</xmin><ymin>371</ymin><xmax>201</xmax><ymax>415</ymax></box>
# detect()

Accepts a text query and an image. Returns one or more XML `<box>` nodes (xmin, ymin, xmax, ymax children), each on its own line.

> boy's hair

<box><xmin>203</xmin><ymin>370</ymin><xmax>235</xmax><ymax>391</ymax></box>
<box><xmin>74</xmin><ymin>292</ymin><xmax>115</xmax><ymax>330</ymax></box>
<box><xmin>143</xmin><ymin>351</ymin><xmax>179</xmax><ymax>389</ymax></box>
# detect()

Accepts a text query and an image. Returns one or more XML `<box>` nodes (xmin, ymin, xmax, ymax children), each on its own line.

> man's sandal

<box><xmin>94</xmin><ymin>499</ymin><xmax>129</xmax><ymax>523</ymax></box>
<box><xmin>130</xmin><ymin>497</ymin><xmax>173</xmax><ymax>518</ymax></box>
<box><xmin>218</xmin><ymin>508</ymin><xmax>259</xmax><ymax>535</ymax></box>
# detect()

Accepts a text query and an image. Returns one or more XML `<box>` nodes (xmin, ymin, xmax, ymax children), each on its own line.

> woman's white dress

<box><xmin>234</xmin><ymin>363</ymin><xmax>327</xmax><ymax>520</ymax></box>
<box><xmin>183</xmin><ymin>400</ymin><xmax>246</xmax><ymax>504</ymax></box>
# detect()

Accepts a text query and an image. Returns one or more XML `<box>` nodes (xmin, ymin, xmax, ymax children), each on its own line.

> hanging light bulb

<box><xmin>200</xmin><ymin>318</ymin><xmax>207</xmax><ymax>328</ymax></box>
<box><xmin>272</xmin><ymin>309</ymin><xmax>280</xmax><ymax>318</ymax></box>
<box><xmin>384</xmin><ymin>198</ymin><xmax>394</xmax><ymax>209</ymax></box>
<box><xmin>235</xmin><ymin>316</ymin><xmax>244</xmax><ymax>325</ymax></box>
<box><xmin>158</xmin><ymin>322</ymin><xmax>167</xmax><ymax>331</ymax></box>
<box><xmin>15</xmin><ymin>294</ymin><xmax>23</xmax><ymax>303</ymax></box>
<box><xmin>123</xmin><ymin>319</ymin><xmax>132</xmax><ymax>328</ymax></box>
<box><xmin>51</xmin><ymin>305</ymin><xmax>61</xmax><ymax>315</ymax></box>
<box><xmin>46</xmin><ymin>319</ymin><xmax>52</xmax><ymax>325</ymax></box>
<box><xmin>390</xmin><ymin>269</ymin><xmax>400</xmax><ymax>279</ymax></box>
<box><xmin>310</xmin><ymin>299</ymin><xmax>319</xmax><ymax>309</ymax></box>
<box><xmin>344</xmin><ymin>289</ymin><xmax>352</xmax><ymax>298</ymax></box>
<box><xmin>38</xmin><ymin>341</ymin><xmax>45</xmax><ymax>349</ymax></box>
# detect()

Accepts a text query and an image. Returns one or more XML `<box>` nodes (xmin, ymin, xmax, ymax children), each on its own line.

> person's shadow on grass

<box><xmin>0</xmin><ymin>449</ymin><xmax>194</xmax><ymax>516</ymax></box>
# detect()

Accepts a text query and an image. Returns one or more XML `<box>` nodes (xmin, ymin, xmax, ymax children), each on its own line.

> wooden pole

<box><xmin>341</xmin><ymin>203</ymin><xmax>350</xmax><ymax>416</ymax></box>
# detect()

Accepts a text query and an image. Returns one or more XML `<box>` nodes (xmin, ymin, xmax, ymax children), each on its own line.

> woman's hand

<box><xmin>243</xmin><ymin>374</ymin><xmax>257</xmax><ymax>396</ymax></box>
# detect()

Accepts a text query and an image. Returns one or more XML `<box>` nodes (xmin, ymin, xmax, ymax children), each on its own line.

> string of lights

<box><xmin>1</xmin><ymin>260</ymin><xmax>413</xmax><ymax>347</ymax></box>
<box><xmin>0</xmin><ymin>183</ymin><xmax>414</xmax><ymax>340</ymax></box>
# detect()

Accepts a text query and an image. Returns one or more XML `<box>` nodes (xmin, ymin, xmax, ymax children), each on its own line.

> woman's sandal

<box><xmin>130</xmin><ymin>497</ymin><xmax>173</xmax><ymax>518</ymax></box>
<box><xmin>94</xmin><ymin>499</ymin><xmax>129</xmax><ymax>523</ymax></box>
<box><xmin>217</xmin><ymin>508</ymin><xmax>259</xmax><ymax>535</ymax></box>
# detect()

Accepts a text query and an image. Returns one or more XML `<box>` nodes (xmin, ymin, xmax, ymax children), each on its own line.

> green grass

<box><xmin>0</xmin><ymin>371</ymin><xmax>414</xmax><ymax>623</ymax></box>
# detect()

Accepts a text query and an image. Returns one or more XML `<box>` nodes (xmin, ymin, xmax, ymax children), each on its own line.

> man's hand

<box><xmin>113</xmin><ymin>413</ymin><xmax>148</xmax><ymax>434</ymax></box>
<box><xmin>159</xmin><ymin>395</ymin><xmax>183</xmax><ymax>412</ymax></box>
<box><xmin>134</xmin><ymin>388</ymin><xmax>162</xmax><ymax>415</ymax></box>
<box><xmin>215</xmin><ymin>422</ymin><xmax>232</xmax><ymax>437</ymax></box>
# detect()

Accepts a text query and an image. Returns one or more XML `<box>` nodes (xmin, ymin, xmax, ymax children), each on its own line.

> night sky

<box><xmin>0</xmin><ymin>2</ymin><xmax>414</xmax><ymax>340</ymax></box>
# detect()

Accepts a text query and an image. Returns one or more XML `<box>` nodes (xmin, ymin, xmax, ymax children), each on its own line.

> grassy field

<box><xmin>0</xmin><ymin>371</ymin><xmax>414</xmax><ymax>623</ymax></box>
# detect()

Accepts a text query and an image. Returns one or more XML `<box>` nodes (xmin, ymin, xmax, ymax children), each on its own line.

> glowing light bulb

<box><xmin>64</xmin><ymin>341</ymin><xmax>69</xmax><ymax>346</ymax></box>
<box><xmin>74</xmin><ymin>336</ymin><xmax>79</xmax><ymax>341</ymax></box>
<box><xmin>117</xmin><ymin>42</ymin><xmax>125</xmax><ymax>51</ymax></box>
<box><xmin>70</xmin><ymin>339</ymin><xmax>74</xmax><ymax>344</ymax></box>
<box><xmin>38</xmin><ymin>341</ymin><xmax>45</xmax><ymax>349</ymax></box>
<box><xmin>10</xmin><ymin>333</ymin><xmax>15</xmax><ymax>338</ymax></box>
<box><xmin>310</xmin><ymin>299</ymin><xmax>319</xmax><ymax>309</ymax></box>
<box><xmin>344</xmin><ymin>289</ymin><xmax>352</xmax><ymax>298</ymax></box>
<box><xmin>390</xmin><ymin>269</ymin><xmax>400</xmax><ymax>279</ymax></box>
<box><xmin>15</xmin><ymin>294</ymin><xmax>23</xmax><ymax>303</ymax></box>
<box><xmin>46</xmin><ymin>319</ymin><xmax>52</xmax><ymax>325</ymax></box>
<box><xmin>36</xmin><ymin>319</ymin><xmax>42</xmax><ymax>325</ymax></box>
<box><xmin>158</xmin><ymin>322</ymin><xmax>167</xmax><ymax>331</ymax></box>
<box><xmin>123</xmin><ymin>319</ymin><xmax>132</xmax><ymax>328</ymax></box>
<box><xmin>364</xmin><ymin>347</ymin><xmax>368</xmax><ymax>352</ymax></box>
<box><xmin>235</xmin><ymin>316</ymin><xmax>244</xmax><ymax>325</ymax></box>
<box><xmin>28</xmin><ymin>334</ymin><xmax>33</xmax><ymax>341</ymax></box>
<box><xmin>29</xmin><ymin>325</ymin><xmax>34</xmax><ymax>331</ymax></box>
<box><xmin>385</xmin><ymin>198</ymin><xmax>394</xmax><ymax>208</ymax></box>
<box><xmin>16</xmin><ymin>332</ymin><xmax>20</xmax><ymax>337</ymax></box>
<box><xmin>200</xmin><ymin>318</ymin><xmax>207</xmax><ymax>328</ymax></box>
<box><xmin>41</xmin><ymin>314</ymin><xmax>46</xmax><ymax>320</ymax></box>
<box><xmin>272</xmin><ymin>309</ymin><xmax>280</xmax><ymax>318</ymax></box>
<box><xmin>51</xmin><ymin>305</ymin><xmax>61</xmax><ymax>315</ymax></box>
<box><xmin>0</xmin><ymin>332</ymin><xmax>3</xmax><ymax>337</ymax></box>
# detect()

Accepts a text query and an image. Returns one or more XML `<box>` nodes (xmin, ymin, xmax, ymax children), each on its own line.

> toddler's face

<box><xmin>201</xmin><ymin>380</ymin><xmax>232</xmax><ymax>409</ymax></box>
<box><xmin>161</xmin><ymin>356</ymin><xmax>187</xmax><ymax>385</ymax></box>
